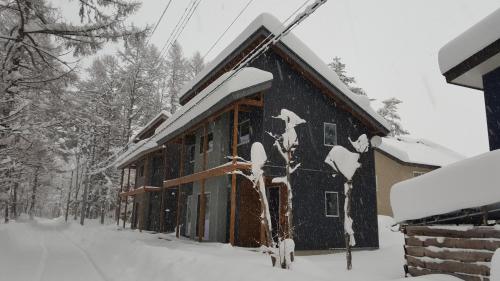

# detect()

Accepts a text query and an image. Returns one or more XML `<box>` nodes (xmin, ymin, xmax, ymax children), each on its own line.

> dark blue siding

<box><xmin>248</xmin><ymin>51</ymin><xmax>379</xmax><ymax>250</ymax></box>
<box><xmin>483</xmin><ymin>66</ymin><xmax>500</xmax><ymax>151</ymax></box>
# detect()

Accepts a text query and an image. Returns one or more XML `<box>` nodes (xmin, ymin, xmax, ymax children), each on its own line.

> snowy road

<box><xmin>0</xmin><ymin>220</ymin><xmax>107</xmax><ymax>281</ymax></box>
<box><xmin>0</xmin><ymin>217</ymin><xmax>419</xmax><ymax>281</ymax></box>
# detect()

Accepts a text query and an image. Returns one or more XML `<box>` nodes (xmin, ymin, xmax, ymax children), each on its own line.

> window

<box><xmin>413</xmin><ymin>171</ymin><xmax>426</xmax><ymax>177</ymax></box>
<box><xmin>238</xmin><ymin>119</ymin><xmax>251</xmax><ymax>145</ymax></box>
<box><xmin>199</xmin><ymin>128</ymin><xmax>214</xmax><ymax>154</ymax></box>
<box><xmin>187</xmin><ymin>145</ymin><xmax>196</xmax><ymax>163</ymax></box>
<box><xmin>138</xmin><ymin>165</ymin><xmax>145</xmax><ymax>177</ymax></box>
<box><xmin>325</xmin><ymin>191</ymin><xmax>339</xmax><ymax>217</ymax></box>
<box><xmin>324</xmin><ymin>123</ymin><xmax>337</xmax><ymax>146</ymax></box>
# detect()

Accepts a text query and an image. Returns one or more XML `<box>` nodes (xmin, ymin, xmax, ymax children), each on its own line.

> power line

<box><xmin>202</xmin><ymin>0</ymin><xmax>255</xmax><ymax>60</ymax></box>
<box><xmin>155</xmin><ymin>0</ymin><xmax>327</xmax><ymax>139</ymax></box>
<box><xmin>146</xmin><ymin>0</ymin><xmax>174</xmax><ymax>45</ymax></box>
<box><xmin>158</xmin><ymin>0</ymin><xmax>200</xmax><ymax>59</ymax></box>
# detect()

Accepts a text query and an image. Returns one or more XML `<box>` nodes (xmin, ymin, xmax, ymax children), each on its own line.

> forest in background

<box><xmin>0</xmin><ymin>0</ymin><xmax>405</xmax><ymax>225</ymax></box>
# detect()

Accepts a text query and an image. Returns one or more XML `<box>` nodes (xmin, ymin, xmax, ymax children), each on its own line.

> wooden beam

<box><xmin>163</xmin><ymin>163</ymin><xmax>251</xmax><ymax>188</ymax></box>
<box><xmin>176</xmin><ymin>136</ymin><xmax>185</xmax><ymax>238</ymax></box>
<box><xmin>230</xmin><ymin>105</ymin><xmax>239</xmax><ymax>245</ymax></box>
<box><xmin>198</xmin><ymin>124</ymin><xmax>208</xmax><ymax>242</ymax></box>
<box><xmin>239</xmin><ymin>98</ymin><xmax>263</xmax><ymax>107</ymax></box>
<box><xmin>120</xmin><ymin>186</ymin><xmax>161</xmax><ymax>197</ymax></box>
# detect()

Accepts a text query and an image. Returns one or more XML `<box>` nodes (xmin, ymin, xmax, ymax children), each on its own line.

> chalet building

<box><xmin>375</xmin><ymin>137</ymin><xmax>463</xmax><ymax>216</ymax></box>
<box><xmin>115</xmin><ymin>13</ymin><xmax>391</xmax><ymax>251</ymax></box>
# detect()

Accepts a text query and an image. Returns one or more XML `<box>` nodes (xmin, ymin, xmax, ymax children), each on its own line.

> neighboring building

<box><xmin>438</xmin><ymin>7</ymin><xmax>500</xmax><ymax>151</ymax></box>
<box><xmin>388</xmin><ymin>9</ymin><xmax>500</xmax><ymax>280</ymax></box>
<box><xmin>374</xmin><ymin>137</ymin><xmax>464</xmax><ymax>216</ymax></box>
<box><xmin>115</xmin><ymin>13</ymin><xmax>391</xmax><ymax>251</ymax></box>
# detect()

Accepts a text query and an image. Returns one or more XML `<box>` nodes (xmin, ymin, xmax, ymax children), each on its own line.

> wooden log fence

<box><xmin>403</xmin><ymin>225</ymin><xmax>500</xmax><ymax>281</ymax></box>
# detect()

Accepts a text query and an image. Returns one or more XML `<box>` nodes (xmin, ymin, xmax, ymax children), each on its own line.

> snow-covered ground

<box><xmin>0</xmin><ymin>216</ymin><xmax>458</xmax><ymax>281</ymax></box>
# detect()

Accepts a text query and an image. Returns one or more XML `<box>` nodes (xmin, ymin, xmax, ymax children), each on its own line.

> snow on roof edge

<box><xmin>179</xmin><ymin>13</ymin><xmax>390</xmax><ymax>132</ymax></box>
<box><xmin>377</xmin><ymin>136</ymin><xmax>464</xmax><ymax>167</ymax></box>
<box><xmin>391</xmin><ymin>149</ymin><xmax>500</xmax><ymax>223</ymax></box>
<box><xmin>438</xmin><ymin>8</ymin><xmax>500</xmax><ymax>74</ymax></box>
<box><xmin>154</xmin><ymin>67</ymin><xmax>273</xmax><ymax>145</ymax></box>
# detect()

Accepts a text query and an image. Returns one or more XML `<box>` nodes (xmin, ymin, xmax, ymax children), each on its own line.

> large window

<box><xmin>199</xmin><ymin>125</ymin><xmax>214</xmax><ymax>154</ymax></box>
<box><xmin>324</xmin><ymin>123</ymin><xmax>337</xmax><ymax>146</ymax></box>
<box><xmin>238</xmin><ymin>119</ymin><xmax>251</xmax><ymax>145</ymax></box>
<box><xmin>325</xmin><ymin>191</ymin><xmax>339</xmax><ymax>217</ymax></box>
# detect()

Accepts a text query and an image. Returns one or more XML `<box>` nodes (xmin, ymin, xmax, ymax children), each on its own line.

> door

<box><xmin>238</xmin><ymin>179</ymin><xmax>261</xmax><ymax>247</ymax></box>
<box><xmin>196</xmin><ymin>193</ymin><xmax>210</xmax><ymax>240</ymax></box>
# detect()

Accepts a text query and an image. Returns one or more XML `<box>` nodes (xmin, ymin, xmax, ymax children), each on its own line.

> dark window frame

<box><xmin>324</xmin><ymin>122</ymin><xmax>337</xmax><ymax>146</ymax></box>
<box><xmin>325</xmin><ymin>191</ymin><xmax>339</xmax><ymax>217</ymax></box>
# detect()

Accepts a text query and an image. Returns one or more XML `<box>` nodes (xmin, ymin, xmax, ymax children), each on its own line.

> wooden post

<box><xmin>116</xmin><ymin>169</ymin><xmax>124</xmax><ymax>225</ymax></box>
<box><xmin>123</xmin><ymin>167</ymin><xmax>131</xmax><ymax>228</ymax></box>
<box><xmin>140</xmin><ymin>156</ymin><xmax>150</xmax><ymax>231</ymax></box>
<box><xmin>229</xmin><ymin>105</ymin><xmax>239</xmax><ymax>245</ymax></box>
<box><xmin>176</xmin><ymin>137</ymin><xmax>185</xmax><ymax>238</ymax></box>
<box><xmin>198</xmin><ymin>124</ymin><xmax>209</xmax><ymax>242</ymax></box>
<box><xmin>159</xmin><ymin>147</ymin><xmax>167</xmax><ymax>233</ymax></box>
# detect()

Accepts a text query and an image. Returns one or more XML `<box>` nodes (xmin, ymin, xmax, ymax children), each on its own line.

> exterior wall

<box><xmin>248</xmin><ymin>50</ymin><xmax>381</xmax><ymax>250</ymax></box>
<box><xmin>188</xmin><ymin>113</ymin><xmax>231</xmax><ymax>242</ymax></box>
<box><xmin>374</xmin><ymin>150</ymin><xmax>434</xmax><ymax>217</ymax></box>
<box><xmin>483</xmin><ymin>66</ymin><xmax>500</xmax><ymax>150</ymax></box>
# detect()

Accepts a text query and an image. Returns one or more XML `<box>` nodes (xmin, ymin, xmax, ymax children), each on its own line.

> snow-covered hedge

<box><xmin>391</xmin><ymin>150</ymin><xmax>500</xmax><ymax>223</ymax></box>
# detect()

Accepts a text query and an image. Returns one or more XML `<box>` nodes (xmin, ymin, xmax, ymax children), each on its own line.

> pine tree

<box><xmin>328</xmin><ymin>56</ymin><xmax>367</xmax><ymax>96</ymax></box>
<box><xmin>166</xmin><ymin>41</ymin><xmax>189</xmax><ymax>114</ymax></box>
<box><xmin>377</xmin><ymin>97</ymin><xmax>409</xmax><ymax>137</ymax></box>
<box><xmin>188</xmin><ymin>51</ymin><xmax>205</xmax><ymax>79</ymax></box>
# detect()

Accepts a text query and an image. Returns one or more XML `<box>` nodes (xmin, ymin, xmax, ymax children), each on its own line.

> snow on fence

<box><xmin>403</xmin><ymin>225</ymin><xmax>500</xmax><ymax>281</ymax></box>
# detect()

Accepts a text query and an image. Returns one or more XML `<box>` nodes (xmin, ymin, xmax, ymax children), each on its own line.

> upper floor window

<box><xmin>138</xmin><ymin>165</ymin><xmax>145</xmax><ymax>177</ymax></box>
<box><xmin>325</xmin><ymin>191</ymin><xmax>339</xmax><ymax>217</ymax></box>
<box><xmin>324</xmin><ymin>123</ymin><xmax>337</xmax><ymax>146</ymax></box>
<box><xmin>238</xmin><ymin>119</ymin><xmax>251</xmax><ymax>145</ymax></box>
<box><xmin>200</xmin><ymin>125</ymin><xmax>214</xmax><ymax>154</ymax></box>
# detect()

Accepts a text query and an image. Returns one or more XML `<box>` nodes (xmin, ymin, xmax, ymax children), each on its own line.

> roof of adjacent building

<box><xmin>179</xmin><ymin>13</ymin><xmax>390</xmax><ymax>132</ymax></box>
<box><xmin>377</xmin><ymin>137</ymin><xmax>464</xmax><ymax>168</ymax></box>
<box><xmin>391</xmin><ymin>149</ymin><xmax>500</xmax><ymax>223</ymax></box>
<box><xmin>438</xmin><ymin>8</ymin><xmax>500</xmax><ymax>90</ymax></box>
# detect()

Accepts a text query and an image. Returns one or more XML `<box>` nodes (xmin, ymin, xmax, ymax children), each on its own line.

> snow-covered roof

<box><xmin>132</xmin><ymin>110</ymin><xmax>171</xmax><ymax>141</ymax></box>
<box><xmin>179</xmin><ymin>13</ymin><xmax>390</xmax><ymax>132</ymax></box>
<box><xmin>377</xmin><ymin>137</ymin><xmax>464</xmax><ymax>167</ymax></box>
<box><xmin>114</xmin><ymin>67</ymin><xmax>272</xmax><ymax>169</ymax></box>
<box><xmin>391</xmin><ymin>149</ymin><xmax>500</xmax><ymax>223</ymax></box>
<box><xmin>114</xmin><ymin>138</ymin><xmax>159</xmax><ymax>169</ymax></box>
<box><xmin>155</xmin><ymin>67</ymin><xmax>273</xmax><ymax>144</ymax></box>
<box><xmin>438</xmin><ymin>8</ymin><xmax>500</xmax><ymax>89</ymax></box>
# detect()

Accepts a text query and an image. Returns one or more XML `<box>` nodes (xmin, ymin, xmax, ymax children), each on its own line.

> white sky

<box><xmin>55</xmin><ymin>0</ymin><xmax>500</xmax><ymax>157</ymax></box>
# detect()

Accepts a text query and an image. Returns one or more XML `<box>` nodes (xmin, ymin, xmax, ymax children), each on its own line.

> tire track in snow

<box><xmin>33</xmin><ymin>231</ymin><xmax>48</xmax><ymax>281</ymax></box>
<box><xmin>58</xmin><ymin>230</ymin><xmax>111</xmax><ymax>281</ymax></box>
